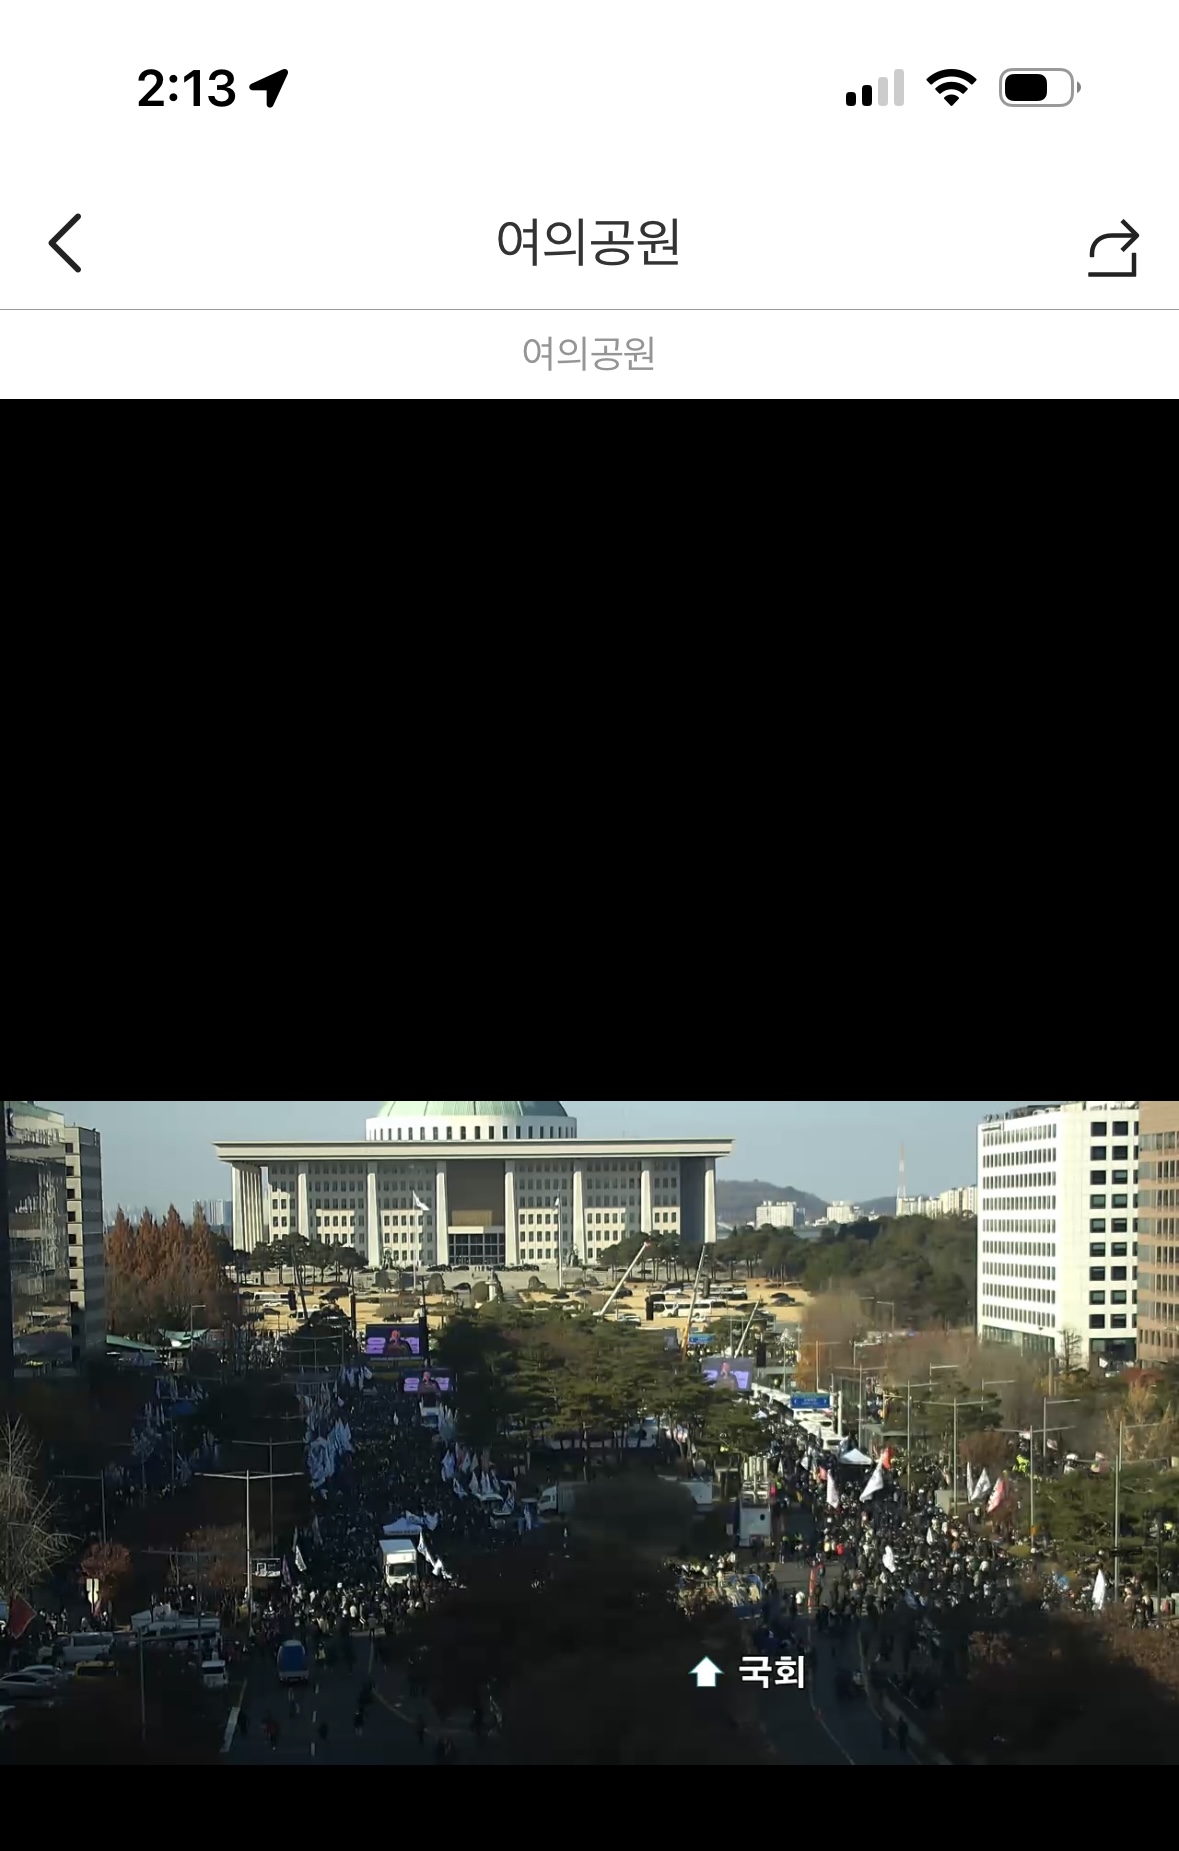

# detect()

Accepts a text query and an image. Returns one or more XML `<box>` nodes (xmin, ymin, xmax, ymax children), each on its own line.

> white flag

<box><xmin>987</xmin><ymin>1476</ymin><xmax>1006</xmax><ymax>1514</ymax></box>
<box><xmin>1092</xmin><ymin>1569</ymin><xmax>1107</xmax><ymax>1610</ymax></box>
<box><xmin>973</xmin><ymin>1469</ymin><xmax>992</xmax><ymax>1507</ymax></box>
<box><xmin>883</xmin><ymin>1544</ymin><xmax>897</xmax><ymax>1573</ymax></box>
<box><xmin>926</xmin><ymin>1526</ymin><xmax>935</xmax><ymax>1546</ymax></box>
<box><xmin>413</xmin><ymin>1193</ymin><xmax>429</xmax><ymax>1214</ymax></box>
<box><xmin>965</xmin><ymin>1463</ymin><xmax>977</xmax><ymax>1502</ymax></box>
<box><xmin>826</xmin><ymin>1470</ymin><xmax>840</xmax><ymax>1510</ymax></box>
<box><xmin>295</xmin><ymin>1544</ymin><xmax>308</xmax><ymax>1574</ymax></box>
<box><xmin>860</xmin><ymin>1463</ymin><xmax>885</xmax><ymax>1503</ymax></box>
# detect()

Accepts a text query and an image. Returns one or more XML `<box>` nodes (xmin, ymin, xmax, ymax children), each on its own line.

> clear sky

<box><xmin>38</xmin><ymin>1099</ymin><xmax>1027</xmax><ymax>1217</ymax></box>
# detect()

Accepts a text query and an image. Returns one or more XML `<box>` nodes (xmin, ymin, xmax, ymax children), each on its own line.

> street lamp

<box><xmin>235</xmin><ymin>1438</ymin><xmax>306</xmax><ymax>1553</ymax></box>
<box><xmin>928</xmin><ymin>1397</ymin><xmax>986</xmax><ymax>1509</ymax></box>
<box><xmin>1114</xmin><ymin>1420</ymin><xmax>1163</xmax><ymax>1601</ymax></box>
<box><xmin>1024</xmin><ymin>1399</ymin><xmax>1080</xmax><ymax>1541</ymax></box>
<box><xmin>199</xmin><ymin>1469</ymin><xmax>304</xmax><ymax>1630</ymax></box>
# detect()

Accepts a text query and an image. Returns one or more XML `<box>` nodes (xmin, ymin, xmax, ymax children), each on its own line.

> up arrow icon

<box><xmin>691</xmin><ymin>1656</ymin><xmax>723</xmax><ymax>1688</ymax></box>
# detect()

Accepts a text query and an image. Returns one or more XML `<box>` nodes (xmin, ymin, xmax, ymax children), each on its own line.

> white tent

<box><xmin>839</xmin><ymin>1447</ymin><xmax>873</xmax><ymax>1466</ymax></box>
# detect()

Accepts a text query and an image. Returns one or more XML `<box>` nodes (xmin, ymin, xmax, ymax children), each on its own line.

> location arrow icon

<box><xmin>691</xmin><ymin>1656</ymin><xmax>723</xmax><ymax>1688</ymax></box>
<box><xmin>49</xmin><ymin>213</ymin><xmax>81</xmax><ymax>273</ymax></box>
<box><xmin>249</xmin><ymin>69</ymin><xmax>288</xmax><ymax>107</ymax></box>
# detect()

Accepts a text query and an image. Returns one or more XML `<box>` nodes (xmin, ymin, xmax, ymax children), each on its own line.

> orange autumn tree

<box><xmin>105</xmin><ymin>1204</ymin><xmax>232</xmax><ymax>1338</ymax></box>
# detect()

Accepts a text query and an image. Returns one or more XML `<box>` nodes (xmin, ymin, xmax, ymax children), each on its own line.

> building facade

<box><xmin>825</xmin><ymin>1201</ymin><xmax>864</xmax><ymax>1226</ymax></box>
<box><xmin>756</xmin><ymin>1200</ymin><xmax>802</xmax><ymax>1229</ymax></box>
<box><xmin>1137</xmin><ymin>1100</ymin><xmax>1179</xmax><ymax>1361</ymax></box>
<box><xmin>216</xmin><ymin>1100</ymin><xmax>732</xmax><ymax>1270</ymax></box>
<box><xmin>197</xmin><ymin>1198</ymin><xmax>234</xmax><ymax>1233</ymax></box>
<box><xmin>937</xmin><ymin>1185</ymin><xmax>978</xmax><ymax>1217</ymax></box>
<box><xmin>4</xmin><ymin>1101</ymin><xmax>106</xmax><ymax>1364</ymax></box>
<box><xmin>977</xmin><ymin>1100</ymin><xmax>1139</xmax><ymax>1363</ymax></box>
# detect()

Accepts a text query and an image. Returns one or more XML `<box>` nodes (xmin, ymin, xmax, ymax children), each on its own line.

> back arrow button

<box><xmin>49</xmin><ymin>213</ymin><xmax>82</xmax><ymax>273</ymax></box>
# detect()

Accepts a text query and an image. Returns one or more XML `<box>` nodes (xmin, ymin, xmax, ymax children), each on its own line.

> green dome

<box><xmin>378</xmin><ymin>1101</ymin><xmax>567</xmax><ymax>1118</ymax></box>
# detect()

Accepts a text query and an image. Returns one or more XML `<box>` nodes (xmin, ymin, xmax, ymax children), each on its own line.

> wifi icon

<box><xmin>927</xmin><ymin>68</ymin><xmax>976</xmax><ymax>106</ymax></box>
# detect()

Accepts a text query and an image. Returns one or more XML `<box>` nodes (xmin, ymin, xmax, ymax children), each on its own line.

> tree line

<box><xmin>105</xmin><ymin>1204</ymin><xmax>233</xmax><ymax>1337</ymax></box>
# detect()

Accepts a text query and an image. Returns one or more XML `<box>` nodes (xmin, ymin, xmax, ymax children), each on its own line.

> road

<box><xmin>223</xmin><ymin>1634</ymin><xmax>484</xmax><ymax>1766</ymax></box>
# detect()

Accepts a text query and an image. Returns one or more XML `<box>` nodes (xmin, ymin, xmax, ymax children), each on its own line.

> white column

<box><xmin>297</xmin><ymin>1163</ymin><xmax>310</xmax><ymax>1244</ymax></box>
<box><xmin>704</xmin><ymin>1158</ymin><xmax>717</xmax><ymax>1245</ymax></box>
<box><xmin>573</xmin><ymin>1162</ymin><xmax>585</xmax><ymax>1261</ymax></box>
<box><xmin>435</xmin><ymin>1162</ymin><xmax>449</xmax><ymax>1267</ymax></box>
<box><xmin>641</xmin><ymin>1158</ymin><xmax>654</xmax><ymax>1235</ymax></box>
<box><xmin>231</xmin><ymin>1165</ymin><xmax>245</xmax><ymax>1252</ymax></box>
<box><xmin>241</xmin><ymin>1164</ymin><xmax>265</xmax><ymax>1250</ymax></box>
<box><xmin>504</xmin><ymin>1161</ymin><xmax>518</xmax><ymax>1266</ymax></box>
<box><xmin>366</xmin><ymin>1162</ymin><xmax>380</xmax><ymax>1268</ymax></box>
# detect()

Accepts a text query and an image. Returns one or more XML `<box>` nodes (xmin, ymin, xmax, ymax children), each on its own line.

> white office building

<box><xmin>977</xmin><ymin>1101</ymin><xmax>1139</xmax><ymax>1362</ymax></box>
<box><xmin>825</xmin><ymin>1201</ymin><xmax>864</xmax><ymax>1225</ymax></box>
<box><xmin>756</xmin><ymin>1200</ymin><xmax>803</xmax><ymax>1229</ymax></box>
<box><xmin>938</xmin><ymin>1185</ymin><xmax>977</xmax><ymax>1217</ymax></box>
<box><xmin>215</xmin><ymin>1100</ymin><xmax>733</xmax><ymax>1270</ymax></box>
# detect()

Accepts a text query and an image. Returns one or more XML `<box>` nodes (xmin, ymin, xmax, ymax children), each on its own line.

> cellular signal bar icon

<box><xmin>846</xmin><ymin>70</ymin><xmax>905</xmax><ymax>107</ymax></box>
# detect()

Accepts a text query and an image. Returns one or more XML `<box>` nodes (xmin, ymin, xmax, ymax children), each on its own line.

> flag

<box><xmin>965</xmin><ymin>1463</ymin><xmax>977</xmax><ymax>1502</ymax></box>
<box><xmin>973</xmin><ymin>1469</ymin><xmax>992</xmax><ymax>1506</ymax></box>
<box><xmin>880</xmin><ymin>1446</ymin><xmax>894</xmax><ymax>1472</ymax></box>
<box><xmin>1093</xmin><ymin>1569</ymin><xmax>1107</xmax><ymax>1610</ymax></box>
<box><xmin>883</xmin><ymin>1544</ymin><xmax>897</xmax><ymax>1573</ymax></box>
<box><xmin>987</xmin><ymin>1476</ymin><xmax>1006</xmax><ymax>1514</ymax></box>
<box><xmin>413</xmin><ymin>1193</ymin><xmax>429</xmax><ymax>1214</ymax></box>
<box><xmin>295</xmin><ymin>1544</ymin><xmax>308</xmax><ymax>1574</ymax></box>
<box><xmin>860</xmin><ymin>1463</ymin><xmax>884</xmax><ymax>1503</ymax></box>
<box><xmin>282</xmin><ymin>1557</ymin><xmax>292</xmax><ymax>1588</ymax></box>
<box><xmin>7</xmin><ymin>1594</ymin><xmax>35</xmax><ymax>1640</ymax></box>
<box><xmin>827</xmin><ymin>1470</ymin><xmax>840</xmax><ymax>1510</ymax></box>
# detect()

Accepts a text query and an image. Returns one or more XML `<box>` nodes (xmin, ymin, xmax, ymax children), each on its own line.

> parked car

<box><xmin>615</xmin><ymin>1312</ymin><xmax>643</xmax><ymax>1325</ymax></box>
<box><xmin>10</xmin><ymin>1665</ymin><xmax>68</xmax><ymax>1687</ymax></box>
<box><xmin>0</xmin><ymin>1673</ymin><xmax>58</xmax><ymax>1703</ymax></box>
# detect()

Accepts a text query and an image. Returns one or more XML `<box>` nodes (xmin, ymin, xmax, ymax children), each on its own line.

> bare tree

<box><xmin>0</xmin><ymin>1416</ymin><xmax>72</xmax><ymax>1599</ymax></box>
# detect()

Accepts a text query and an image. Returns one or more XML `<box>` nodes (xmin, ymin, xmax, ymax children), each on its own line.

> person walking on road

<box><xmin>353</xmin><ymin>1705</ymin><xmax>366</xmax><ymax>1737</ymax></box>
<box><xmin>265</xmin><ymin>1715</ymin><xmax>280</xmax><ymax>1753</ymax></box>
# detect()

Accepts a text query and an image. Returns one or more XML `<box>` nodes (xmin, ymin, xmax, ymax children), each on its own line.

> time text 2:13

<box><xmin>139</xmin><ymin>71</ymin><xmax>235</xmax><ymax>106</ymax></box>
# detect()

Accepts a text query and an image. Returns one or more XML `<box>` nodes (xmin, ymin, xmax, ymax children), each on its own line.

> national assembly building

<box><xmin>215</xmin><ymin>1101</ymin><xmax>732</xmax><ymax>1271</ymax></box>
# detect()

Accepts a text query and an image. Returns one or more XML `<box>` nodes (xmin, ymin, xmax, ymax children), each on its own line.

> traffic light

<box><xmin>646</xmin><ymin>1296</ymin><xmax>658</xmax><ymax>1322</ymax></box>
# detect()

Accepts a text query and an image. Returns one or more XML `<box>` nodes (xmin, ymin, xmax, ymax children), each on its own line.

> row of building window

<box><xmin>1089</xmin><ymin>1290</ymin><xmax>1134</xmax><ymax>1304</ymax></box>
<box><xmin>981</xmin><ymin>1196</ymin><xmax>1056</xmax><ymax>1211</ymax></box>
<box><xmin>375</xmin><ymin>1123</ymin><xmax>572</xmax><ymax>1141</ymax></box>
<box><xmin>1140</xmin><ymin>1131</ymin><xmax>1178</xmax><ymax>1152</ymax></box>
<box><xmin>982</xmin><ymin>1220</ymin><xmax>1057</xmax><ymax>1235</ymax></box>
<box><xmin>1090</xmin><ymin>1145</ymin><xmax>1132</xmax><ymax>1162</ymax></box>
<box><xmin>982</xmin><ymin>1262</ymin><xmax>1056</xmax><ymax>1279</ymax></box>
<box><xmin>1091</xmin><ymin>1170</ymin><xmax>1133</xmax><ymax>1185</ymax></box>
<box><xmin>984</xmin><ymin>1285</ymin><xmax>1056</xmax><ymax>1303</ymax></box>
<box><xmin>1090</xmin><ymin>1219</ymin><xmax>1130</xmax><ymax>1234</ymax></box>
<box><xmin>982</xmin><ymin>1240</ymin><xmax>1056</xmax><ymax>1255</ymax></box>
<box><xmin>1089</xmin><ymin>1314</ymin><xmax>1135</xmax><ymax>1328</ymax></box>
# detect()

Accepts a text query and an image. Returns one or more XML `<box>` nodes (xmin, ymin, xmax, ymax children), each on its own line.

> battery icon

<box><xmin>1000</xmin><ymin>69</ymin><xmax>1078</xmax><ymax>106</ymax></box>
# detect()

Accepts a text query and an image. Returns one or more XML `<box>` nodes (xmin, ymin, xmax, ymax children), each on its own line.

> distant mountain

<box><xmin>859</xmin><ymin>1196</ymin><xmax>898</xmax><ymax>1217</ymax></box>
<box><xmin>716</xmin><ymin>1179</ymin><xmax>828</xmax><ymax>1229</ymax></box>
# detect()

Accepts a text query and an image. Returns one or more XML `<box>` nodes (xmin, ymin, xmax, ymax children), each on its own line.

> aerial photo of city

<box><xmin>2</xmin><ymin>1097</ymin><xmax>1177</xmax><ymax>1765</ymax></box>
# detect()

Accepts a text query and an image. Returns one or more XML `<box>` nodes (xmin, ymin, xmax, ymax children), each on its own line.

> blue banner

<box><xmin>789</xmin><ymin>1393</ymin><xmax>832</xmax><ymax>1411</ymax></box>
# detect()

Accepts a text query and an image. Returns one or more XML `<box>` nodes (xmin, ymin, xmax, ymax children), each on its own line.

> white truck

<box><xmin>379</xmin><ymin>1538</ymin><xmax>419</xmax><ymax>1588</ymax></box>
<box><xmin>538</xmin><ymin>1484</ymin><xmax>577</xmax><ymax>1517</ymax></box>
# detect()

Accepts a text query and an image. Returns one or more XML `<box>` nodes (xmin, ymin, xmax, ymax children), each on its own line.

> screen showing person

<box><xmin>404</xmin><ymin>1372</ymin><xmax>451</xmax><ymax>1396</ymax></box>
<box><xmin>702</xmin><ymin>1356</ymin><xmax>753</xmax><ymax>1391</ymax></box>
<box><xmin>364</xmin><ymin>1324</ymin><xmax>423</xmax><ymax>1358</ymax></box>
